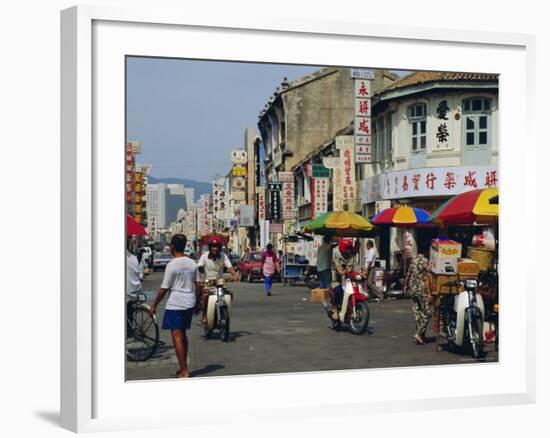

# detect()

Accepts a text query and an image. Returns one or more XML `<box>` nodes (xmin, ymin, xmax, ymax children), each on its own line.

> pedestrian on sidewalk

<box><xmin>405</xmin><ymin>246</ymin><xmax>433</xmax><ymax>345</ymax></box>
<box><xmin>363</xmin><ymin>240</ymin><xmax>384</xmax><ymax>302</ymax></box>
<box><xmin>261</xmin><ymin>243</ymin><xmax>279</xmax><ymax>296</ymax></box>
<box><xmin>317</xmin><ymin>235</ymin><xmax>337</xmax><ymax>289</ymax></box>
<box><xmin>149</xmin><ymin>234</ymin><xmax>201</xmax><ymax>378</ymax></box>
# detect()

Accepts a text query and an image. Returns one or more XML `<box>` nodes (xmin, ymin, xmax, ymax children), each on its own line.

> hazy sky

<box><xmin>126</xmin><ymin>57</ymin><xmax>322</xmax><ymax>182</ymax></box>
<box><xmin>126</xmin><ymin>57</ymin><xmax>408</xmax><ymax>183</ymax></box>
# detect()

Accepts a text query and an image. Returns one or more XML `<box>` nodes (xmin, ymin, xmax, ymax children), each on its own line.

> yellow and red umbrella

<box><xmin>429</xmin><ymin>188</ymin><xmax>499</xmax><ymax>226</ymax></box>
<box><xmin>304</xmin><ymin>210</ymin><xmax>373</xmax><ymax>237</ymax></box>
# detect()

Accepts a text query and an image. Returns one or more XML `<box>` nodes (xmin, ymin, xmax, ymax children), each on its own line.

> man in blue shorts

<box><xmin>149</xmin><ymin>234</ymin><xmax>200</xmax><ymax>378</ymax></box>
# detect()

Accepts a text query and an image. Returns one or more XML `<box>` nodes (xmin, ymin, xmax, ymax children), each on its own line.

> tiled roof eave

<box><xmin>375</xmin><ymin>81</ymin><xmax>499</xmax><ymax>103</ymax></box>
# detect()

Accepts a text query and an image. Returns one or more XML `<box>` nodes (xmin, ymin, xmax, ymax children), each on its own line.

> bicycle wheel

<box><xmin>127</xmin><ymin>304</ymin><xmax>159</xmax><ymax>362</ymax></box>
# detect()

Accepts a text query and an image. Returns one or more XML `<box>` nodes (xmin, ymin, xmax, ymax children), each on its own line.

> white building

<box><xmin>360</xmin><ymin>71</ymin><xmax>499</xmax><ymax>266</ymax></box>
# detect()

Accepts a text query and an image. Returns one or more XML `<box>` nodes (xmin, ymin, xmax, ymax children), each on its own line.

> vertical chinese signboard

<box><xmin>134</xmin><ymin>171</ymin><xmax>143</xmax><ymax>224</ymax></box>
<box><xmin>258</xmin><ymin>189</ymin><xmax>266</xmax><ymax>222</ymax></box>
<box><xmin>336</xmin><ymin>136</ymin><xmax>356</xmax><ymax>210</ymax></box>
<box><xmin>313</xmin><ymin>178</ymin><xmax>329</xmax><ymax>215</ymax></box>
<box><xmin>351</xmin><ymin>68</ymin><xmax>374</xmax><ymax>163</ymax></box>
<box><xmin>312</xmin><ymin>164</ymin><xmax>330</xmax><ymax>216</ymax></box>
<box><xmin>268</xmin><ymin>182</ymin><xmax>282</xmax><ymax>221</ymax></box>
<box><xmin>278</xmin><ymin>172</ymin><xmax>295</xmax><ymax>220</ymax></box>
<box><xmin>125</xmin><ymin>143</ymin><xmax>134</xmax><ymax>215</ymax></box>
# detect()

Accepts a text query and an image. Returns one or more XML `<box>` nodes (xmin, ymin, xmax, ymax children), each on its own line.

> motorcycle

<box><xmin>303</xmin><ymin>266</ymin><xmax>320</xmax><ymax>289</ymax></box>
<box><xmin>204</xmin><ymin>278</ymin><xmax>233</xmax><ymax>342</ymax></box>
<box><xmin>441</xmin><ymin>277</ymin><xmax>485</xmax><ymax>358</ymax></box>
<box><xmin>325</xmin><ymin>271</ymin><xmax>370</xmax><ymax>334</ymax></box>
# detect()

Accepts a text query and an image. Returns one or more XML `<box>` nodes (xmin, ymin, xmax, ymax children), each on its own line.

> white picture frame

<box><xmin>61</xmin><ymin>5</ymin><xmax>536</xmax><ymax>433</ymax></box>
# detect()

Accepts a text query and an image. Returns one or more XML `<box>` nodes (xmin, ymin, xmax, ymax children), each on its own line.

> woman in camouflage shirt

<box><xmin>405</xmin><ymin>250</ymin><xmax>433</xmax><ymax>345</ymax></box>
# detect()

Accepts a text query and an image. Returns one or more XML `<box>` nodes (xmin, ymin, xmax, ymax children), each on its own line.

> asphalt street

<box><xmin>126</xmin><ymin>271</ymin><xmax>498</xmax><ymax>380</ymax></box>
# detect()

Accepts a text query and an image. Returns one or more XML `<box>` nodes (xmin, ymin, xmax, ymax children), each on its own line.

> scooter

<box><xmin>325</xmin><ymin>271</ymin><xmax>370</xmax><ymax>334</ymax></box>
<box><xmin>204</xmin><ymin>278</ymin><xmax>233</xmax><ymax>342</ymax></box>
<box><xmin>304</xmin><ymin>266</ymin><xmax>320</xmax><ymax>289</ymax></box>
<box><xmin>441</xmin><ymin>277</ymin><xmax>485</xmax><ymax>358</ymax></box>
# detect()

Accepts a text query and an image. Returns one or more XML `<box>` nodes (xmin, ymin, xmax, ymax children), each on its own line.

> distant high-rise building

<box><xmin>147</xmin><ymin>183</ymin><xmax>189</xmax><ymax>232</ymax></box>
<box><xmin>184</xmin><ymin>188</ymin><xmax>195</xmax><ymax>207</ymax></box>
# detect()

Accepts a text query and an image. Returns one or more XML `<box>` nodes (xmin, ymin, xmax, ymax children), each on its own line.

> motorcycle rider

<box><xmin>331</xmin><ymin>239</ymin><xmax>360</xmax><ymax>320</ymax></box>
<box><xmin>197</xmin><ymin>237</ymin><xmax>238</xmax><ymax>327</ymax></box>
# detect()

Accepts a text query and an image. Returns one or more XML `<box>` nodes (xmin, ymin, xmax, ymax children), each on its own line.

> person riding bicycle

<box><xmin>331</xmin><ymin>239</ymin><xmax>360</xmax><ymax>320</ymax></box>
<box><xmin>197</xmin><ymin>237</ymin><xmax>238</xmax><ymax>327</ymax></box>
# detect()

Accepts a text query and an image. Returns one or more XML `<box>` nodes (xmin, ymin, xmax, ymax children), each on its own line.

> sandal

<box><xmin>414</xmin><ymin>335</ymin><xmax>426</xmax><ymax>345</ymax></box>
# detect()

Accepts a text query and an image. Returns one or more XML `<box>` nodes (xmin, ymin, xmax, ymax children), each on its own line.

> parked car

<box><xmin>238</xmin><ymin>251</ymin><xmax>263</xmax><ymax>282</ymax></box>
<box><xmin>229</xmin><ymin>253</ymin><xmax>240</xmax><ymax>270</ymax></box>
<box><xmin>152</xmin><ymin>252</ymin><xmax>173</xmax><ymax>271</ymax></box>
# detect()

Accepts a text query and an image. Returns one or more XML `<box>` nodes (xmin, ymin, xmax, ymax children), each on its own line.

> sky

<box><xmin>126</xmin><ymin>57</ymin><xmax>323</xmax><ymax>182</ymax></box>
<box><xmin>126</xmin><ymin>57</ymin><xmax>408</xmax><ymax>183</ymax></box>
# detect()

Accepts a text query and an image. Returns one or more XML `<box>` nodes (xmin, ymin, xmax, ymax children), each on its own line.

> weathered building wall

<box><xmin>282</xmin><ymin>68</ymin><xmax>353</xmax><ymax>170</ymax></box>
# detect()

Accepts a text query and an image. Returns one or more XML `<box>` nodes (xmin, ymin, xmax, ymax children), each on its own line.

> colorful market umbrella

<box><xmin>429</xmin><ymin>188</ymin><xmax>499</xmax><ymax>226</ymax></box>
<box><xmin>127</xmin><ymin>214</ymin><xmax>148</xmax><ymax>236</ymax></box>
<box><xmin>304</xmin><ymin>210</ymin><xmax>373</xmax><ymax>237</ymax></box>
<box><xmin>370</xmin><ymin>206</ymin><xmax>435</xmax><ymax>227</ymax></box>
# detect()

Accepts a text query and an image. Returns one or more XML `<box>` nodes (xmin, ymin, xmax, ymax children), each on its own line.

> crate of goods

<box><xmin>467</xmin><ymin>246</ymin><xmax>495</xmax><ymax>271</ymax></box>
<box><xmin>457</xmin><ymin>258</ymin><xmax>480</xmax><ymax>277</ymax></box>
<box><xmin>429</xmin><ymin>239</ymin><xmax>462</xmax><ymax>274</ymax></box>
<box><xmin>430</xmin><ymin>273</ymin><xmax>460</xmax><ymax>295</ymax></box>
<box><xmin>311</xmin><ymin>288</ymin><xmax>331</xmax><ymax>304</ymax></box>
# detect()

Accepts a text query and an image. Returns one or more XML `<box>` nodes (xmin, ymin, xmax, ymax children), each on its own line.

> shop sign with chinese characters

<box><xmin>335</xmin><ymin>136</ymin><xmax>356</xmax><ymax>209</ymax></box>
<box><xmin>268</xmin><ymin>182</ymin><xmax>282</xmax><ymax>221</ymax></box>
<box><xmin>352</xmin><ymin>70</ymin><xmax>373</xmax><ymax>163</ymax></box>
<box><xmin>362</xmin><ymin>166</ymin><xmax>498</xmax><ymax>202</ymax></box>
<box><xmin>278</xmin><ymin>172</ymin><xmax>295</xmax><ymax>219</ymax></box>
<box><xmin>313</xmin><ymin>177</ymin><xmax>329</xmax><ymax>215</ymax></box>
<box><xmin>258</xmin><ymin>190</ymin><xmax>266</xmax><ymax>221</ymax></box>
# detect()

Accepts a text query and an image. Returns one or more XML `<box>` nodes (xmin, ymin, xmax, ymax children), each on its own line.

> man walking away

<box><xmin>149</xmin><ymin>234</ymin><xmax>200</xmax><ymax>378</ymax></box>
<box><xmin>363</xmin><ymin>240</ymin><xmax>384</xmax><ymax>302</ymax></box>
<box><xmin>317</xmin><ymin>235</ymin><xmax>337</xmax><ymax>289</ymax></box>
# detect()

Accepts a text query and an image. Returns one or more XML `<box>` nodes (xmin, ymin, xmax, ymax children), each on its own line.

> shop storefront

<box><xmin>361</xmin><ymin>165</ymin><xmax>498</xmax><ymax>270</ymax></box>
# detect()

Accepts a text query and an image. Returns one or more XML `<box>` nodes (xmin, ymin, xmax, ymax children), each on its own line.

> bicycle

<box><xmin>126</xmin><ymin>292</ymin><xmax>160</xmax><ymax>362</ymax></box>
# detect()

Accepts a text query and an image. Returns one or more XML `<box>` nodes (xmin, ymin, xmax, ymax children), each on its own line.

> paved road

<box><xmin>127</xmin><ymin>271</ymin><xmax>497</xmax><ymax>380</ymax></box>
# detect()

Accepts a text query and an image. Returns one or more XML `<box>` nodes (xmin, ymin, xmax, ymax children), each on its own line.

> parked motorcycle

<box><xmin>441</xmin><ymin>277</ymin><xmax>485</xmax><ymax>358</ymax></box>
<box><xmin>303</xmin><ymin>266</ymin><xmax>320</xmax><ymax>289</ymax></box>
<box><xmin>326</xmin><ymin>271</ymin><xmax>370</xmax><ymax>334</ymax></box>
<box><xmin>204</xmin><ymin>278</ymin><xmax>233</xmax><ymax>342</ymax></box>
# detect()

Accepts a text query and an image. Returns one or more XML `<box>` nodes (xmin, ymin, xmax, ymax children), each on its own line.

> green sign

<box><xmin>312</xmin><ymin>164</ymin><xmax>330</xmax><ymax>178</ymax></box>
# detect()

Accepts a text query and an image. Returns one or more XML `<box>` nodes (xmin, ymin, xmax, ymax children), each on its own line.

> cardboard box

<box><xmin>311</xmin><ymin>288</ymin><xmax>331</xmax><ymax>304</ymax></box>
<box><xmin>457</xmin><ymin>258</ymin><xmax>480</xmax><ymax>277</ymax></box>
<box><xmin>429</xmin><ymin>251</ymin><xmax>458</xmax><ymax>274</ymax></box>
<box><xmin>430</xmin><ymin>273</ymin><xmax>459</xmax><ymax>295</ymax></box>
<box><xmin>431</xmin><ymin>239</ymin><xmax>462</xmax><ymax>258</ymax></box>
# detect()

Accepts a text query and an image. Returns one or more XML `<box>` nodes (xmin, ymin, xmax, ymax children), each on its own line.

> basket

<box><xmin>467</xmin><ymin>246</ymin><xmax>495</xmax><ymax>271</ymax></box>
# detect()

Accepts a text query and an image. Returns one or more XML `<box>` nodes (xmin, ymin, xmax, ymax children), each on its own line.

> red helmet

<box><xmin>208</xmin><ymin>236</ymin><xmax>223</xmax><ymax>249</ymax></box>
<box><xmin>338</xmin><ymin>239</ymin><xmax>354</xmax><ymax>254</ymax></box>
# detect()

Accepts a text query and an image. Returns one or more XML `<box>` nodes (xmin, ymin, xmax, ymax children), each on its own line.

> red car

<box><xmin>238</xmin><ymin>252</ymin><xmax>263</xmax><ymax>282</ymax></box>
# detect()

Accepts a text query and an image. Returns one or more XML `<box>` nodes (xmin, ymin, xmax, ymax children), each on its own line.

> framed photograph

<box><xmin>61</xmin><ymin>5</ymin><xmax>536</xmax><ymax>433</ymax></box>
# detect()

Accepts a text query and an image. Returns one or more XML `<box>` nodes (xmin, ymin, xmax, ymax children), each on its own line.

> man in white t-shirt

<box><xmin>197</xmin><ymin>236</ymin><xmax>238</xmax><ymax>326</ymax></box>
<box><xmin>363</xmin><ymin>240</ymin><xmax>384</xmax><ymax>301</ymax></box>
<box><xmin>149</xmin><ymin>234</ymin><xmax>200</xmax><ymax>378</ymax></box>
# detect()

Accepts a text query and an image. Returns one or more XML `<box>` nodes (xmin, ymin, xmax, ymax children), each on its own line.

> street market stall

<box><xmin>370</xmin><ymin>206</ymin><xmax>436</xmax><ymax>298</ymax></box>
<box><xmin>281</xmin><ymin>232</ymin><xmax>315</xmax><ymax>286</ymax></box>
<box><xmin>428</xmin><ymin>188</ymin><xmax>499</xmax><ymax>352</ymax></box>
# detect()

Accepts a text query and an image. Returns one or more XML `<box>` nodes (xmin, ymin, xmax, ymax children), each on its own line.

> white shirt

<box><xmin>363</xmin><ymin>248</ymin><xmax>377</xmax><ymax>270</ymax></box>
<box><xmin>197</xmin><ymin>253</ymin><xmax>232</xmax><ymax>281</ymax></box>
<box><xmin>126</xmin><ymin>250</ymin><xmax>142</xmax><ymax>300</ymax></box>
<box><xmin>161</xmin><ymin>256</ymin><xmax>200</xmax><ymax>310</ymax></box>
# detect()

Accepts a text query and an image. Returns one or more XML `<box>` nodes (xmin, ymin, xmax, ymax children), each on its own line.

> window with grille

<box><xmin>408</xmin><ymin>103</ymin><xmax>427</xmax><ymax>152</ymax></box>
<box><xmin>462</xmin><ymin>98</ymin><xmax>491</xmax><ymax>147</ymax></box>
